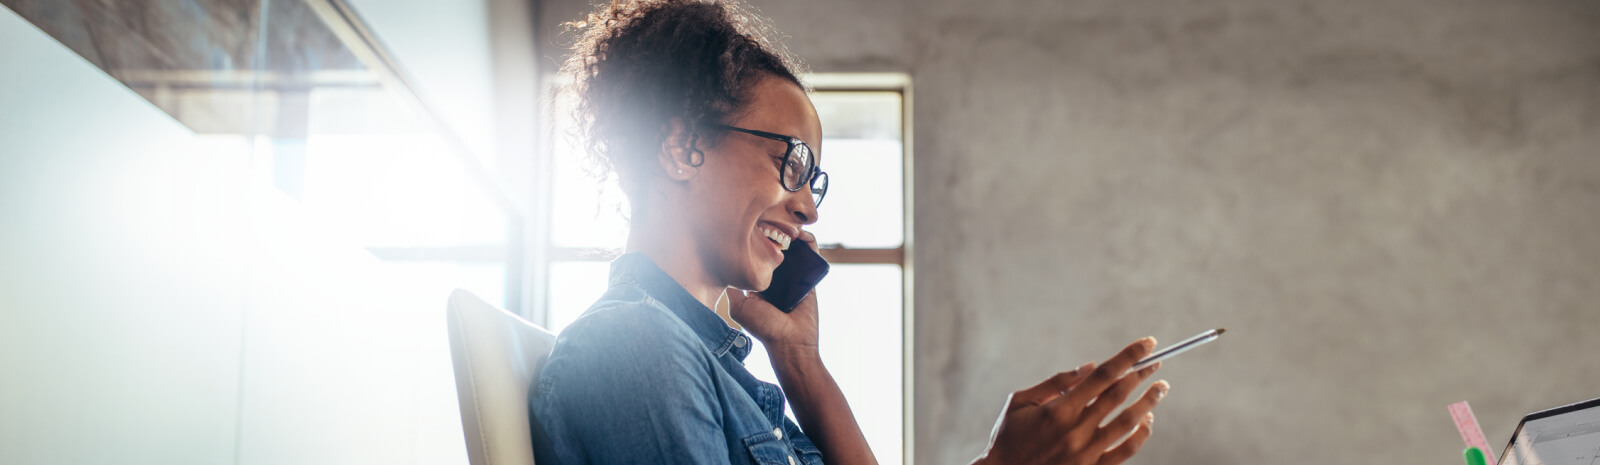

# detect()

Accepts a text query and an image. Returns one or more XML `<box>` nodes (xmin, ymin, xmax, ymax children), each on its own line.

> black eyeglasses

<box><xmin>714</xmin><ymin>124</ymin><xmax>829</xmax><ymax>207</ymax></box>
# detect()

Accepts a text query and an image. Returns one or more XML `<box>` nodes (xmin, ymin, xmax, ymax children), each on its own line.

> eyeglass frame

<box><xmin>712</xmin><ymin>123</ymin><xmax>829</xmax><ymax>207</ymax></box>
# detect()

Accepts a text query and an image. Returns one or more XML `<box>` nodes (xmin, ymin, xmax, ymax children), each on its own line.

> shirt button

<box><xmin>788</xmin><ymin>455</ymin><xmax>796</xmax><ymax>465</ymax></box>
<box><xmin>734</xmin><ymin>335</ymin><xmax>748</xmax><ymax>348</ymax></box>
<box><xmin>773</xmin><ymin>427</ymin><xmax>783</xmax><ymax>439</ymax></box>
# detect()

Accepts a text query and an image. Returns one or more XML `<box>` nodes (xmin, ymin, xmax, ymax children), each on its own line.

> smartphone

<box><xmin>762</xmin><ymin>242</ymin><xmax>830</xmax><ymax>312</ymax></box>
<box><xmin>1130</xmin><ymin>328</ymin><xmax>1226</xmax><ymax>372</ymax></box>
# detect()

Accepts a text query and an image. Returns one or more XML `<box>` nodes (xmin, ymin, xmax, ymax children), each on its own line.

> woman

<box><xmin>529</xmin><ymin>1</ymin><xmax>1170</xmax><ymax>464</ymax></box>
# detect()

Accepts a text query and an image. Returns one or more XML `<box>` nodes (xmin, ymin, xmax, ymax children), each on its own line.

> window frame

<box><xmin>534</xmin><ymin>72</ymin><xmax>915</xmax><ymax>464</ymax></box>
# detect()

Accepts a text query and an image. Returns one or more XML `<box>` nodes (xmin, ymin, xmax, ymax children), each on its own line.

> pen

<box><xmin>1130</xmin><ymin>328</ymin><xmax>1226</xmax><ymax>372</ymax></box>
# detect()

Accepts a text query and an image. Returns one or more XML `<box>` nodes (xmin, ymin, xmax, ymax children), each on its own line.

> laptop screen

<box><xmin>1499</xmin><ymin>398</ymin><xmax>1600</xmax><ymax>465</ymax></box>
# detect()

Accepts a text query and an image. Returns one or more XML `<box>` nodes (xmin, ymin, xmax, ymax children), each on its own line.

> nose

<box><xmin>789</xmin><ymin>189</ymin><xmax>818</xmax><ymax>226</ymax></box>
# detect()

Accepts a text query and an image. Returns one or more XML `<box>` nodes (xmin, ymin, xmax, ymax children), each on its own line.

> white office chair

<box><xmin>446</xmin><ymin>289</ymin><xmax>557</xmax><ymax>465</ymax></box>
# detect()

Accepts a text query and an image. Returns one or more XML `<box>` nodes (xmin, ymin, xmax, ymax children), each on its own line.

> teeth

<box><xmin>760</xmin><ymin>227</ymin><xmax>792</xmax><ymax>251</ymax></box>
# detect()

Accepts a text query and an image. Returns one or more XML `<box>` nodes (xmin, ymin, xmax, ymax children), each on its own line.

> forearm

<box><xmin>768</xmin><ymin>347</ymin><xmax>879</xmax><ymax>465</ymax></box>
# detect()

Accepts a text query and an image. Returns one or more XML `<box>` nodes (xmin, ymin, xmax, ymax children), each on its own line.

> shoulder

<box><xmin>543</xmin><ymin>297</ymin><xmax>713</xmax><ymax>382</ymax></box>
<box><xmin>532</xmin><ymin>299</ymin><xmax>732</xmax><ymax>463</ymax></box>
<box><xmin>562</xmin><ymin>297</ymin><xmax>701</xmax><ymax>354</ymax></box>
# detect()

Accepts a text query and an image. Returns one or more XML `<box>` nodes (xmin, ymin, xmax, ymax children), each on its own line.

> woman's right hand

<box><xmin>973</xmin><ymin>337</ymin><xmax>1170</xmax><ymax>465</ymax></box>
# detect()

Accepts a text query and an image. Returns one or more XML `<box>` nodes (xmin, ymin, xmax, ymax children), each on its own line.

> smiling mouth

<box><xmin>759</xmin><ymin>225</ymin><xmax>792</xmax><ymax>251</ymax></box>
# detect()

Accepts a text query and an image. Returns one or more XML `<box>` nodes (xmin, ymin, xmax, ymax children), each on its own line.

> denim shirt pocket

<box><xmin>790</xmin><ymin>435</ymin><xmax>824</xmax><ymax>465</ymax></box>
<box><xmin>741</xmin><ymin>430</ymin><xmax>802</xmax><ymax>465</ymax></box>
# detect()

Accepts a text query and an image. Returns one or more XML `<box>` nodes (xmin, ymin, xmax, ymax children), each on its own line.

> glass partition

<box><xmin>0</xmin><ymin>1</ymin><xmax>512</xmax><ymax>464</ymax></box>
<box><xmin>0</xmin><ymin>0</ymin><xmax>523</xmax><ymax>309</ymax></box>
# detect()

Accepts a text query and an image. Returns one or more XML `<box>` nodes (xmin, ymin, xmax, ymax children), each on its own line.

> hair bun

<box><xmin>560</xmin><ymin>0</ymin><xmax>806</xmax><ymax>201</ymax></box>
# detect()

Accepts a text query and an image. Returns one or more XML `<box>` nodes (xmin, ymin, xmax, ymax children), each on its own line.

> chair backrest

<box><xmin>446</xmin><ymin>289</ymin><xmax>557</xmax><ymax>465</ymax></box>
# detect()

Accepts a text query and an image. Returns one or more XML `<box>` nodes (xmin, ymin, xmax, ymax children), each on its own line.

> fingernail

<box><xmin>1156</xmin><ymin>381</ymin><xmax>1170</xmax><ymax>399</ymax></box>
<box><xmin>1078</xmin><ymin>362</ymin><xmax>1094</xmax><ymax>372</ymax></box>
<box><xmin>1142</xmin><ymin>336</ymin><xmax>1157</xmax><ymax>349</ymax></box>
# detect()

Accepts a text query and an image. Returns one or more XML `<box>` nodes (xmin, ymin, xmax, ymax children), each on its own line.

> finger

<box><xmin>798</xmin><ymin>229</ymin><xmax>817</xmax><ymax>246</ymax></box>
<box><xmin>726</xmin><ymin>288</ymin><xmax>758</xmax><ymax>309</ymax></box>
<box><xmin>1049</xmin><ymin>337</ymin><xmax>1156</xmax><ymax>415</ymax></box>
<box><xmin>1095</xmin><ymin>415</ymin><xmax>1154</xmax><ymax>465</ymax></box>
<box><xmin>1009</xmin><ymin>362</ymin><xmax>1095</xmax><ymax>409</ymax></box>
<box><xmin>1074</xmin><ymin>362</ymin><xmax>1159</xmax><ymax>431</ymax></box>
<box><xmin>791</xmin><ymin>287</ymin><xmax>821</xmax><ymax>320</ymax></box>
<box><xmin>726</xmin><ymin>288</ymin><xmax>775</xmax><ymax>318</ymax></box>
<box><xmin>1087</xmin><ymin>381</ymin><xmax>1168</xmax><ymax>452</ymax></box>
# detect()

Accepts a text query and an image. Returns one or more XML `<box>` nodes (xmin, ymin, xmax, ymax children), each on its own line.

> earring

<box><xmin>677</xmin><ymin>169</ymin><xmax>684</xmax><ymax>174</ymax></box>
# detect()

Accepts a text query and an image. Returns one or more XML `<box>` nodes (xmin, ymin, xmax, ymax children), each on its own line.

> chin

<box><xmin>751</xmin><ymin>274</ymin><xmax>774</xmax><ymax>293</ymax></box>
<box><xmin>741</xmin><ymin>258</ymin><xmax>776</xmax><ymax>292</ymax></box>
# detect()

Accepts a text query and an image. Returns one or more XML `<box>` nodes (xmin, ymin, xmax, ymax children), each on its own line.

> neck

<box><xmin>624</xmin><ymin>214</ymin><xmax>725</xmax><ymax>310</ymax></box>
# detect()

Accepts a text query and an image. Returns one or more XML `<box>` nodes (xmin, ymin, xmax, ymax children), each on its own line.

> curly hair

<box><xmin>560</xmin><ymin>0</ymin><xmax>806</xmax><ymax>202</ymax></box>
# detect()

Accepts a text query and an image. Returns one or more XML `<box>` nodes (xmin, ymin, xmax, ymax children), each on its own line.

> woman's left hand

<box><xmin>727</xmin><ymin>230</ymin><xmax>820</xmax><ymax>356</ymax></box>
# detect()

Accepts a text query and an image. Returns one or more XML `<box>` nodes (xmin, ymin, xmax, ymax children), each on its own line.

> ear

<box><xmin>657</xmin><ymin>117</ymin><xmax>697</xmax><ymax>181</ymax></box>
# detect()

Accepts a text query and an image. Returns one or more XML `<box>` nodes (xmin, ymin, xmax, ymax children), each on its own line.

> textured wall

<box><xmin>537</xmin><ymin>1</ymin><xmax>1600</xmax><ymax>464</ymax></box>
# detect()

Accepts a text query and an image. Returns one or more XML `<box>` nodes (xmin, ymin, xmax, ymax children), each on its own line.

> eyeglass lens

<box><xmin>810</xmin><ymin>171</ymin><xmax>828</xmax><ymax>207</ymax></box>
<box><xmin>783</xmin><ymin>141</ymin><xmax>827</xmax><ymax>206</ymax></box>
<box><xmin>783</xmin><ymin>142</ymin><xmax>812</xmax><ymax>188</ymax></box>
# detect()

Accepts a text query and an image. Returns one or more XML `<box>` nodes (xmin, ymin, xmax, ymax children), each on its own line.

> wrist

<box><xmin>766</xmin><ymin>342</ymin><xmax>822</xmax><ymax>367</ymax></box>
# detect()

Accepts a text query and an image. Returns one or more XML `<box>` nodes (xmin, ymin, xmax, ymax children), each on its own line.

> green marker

<box><xmin>1464</xmin><ymin>447</ymin><xmax>1488</xmax><ymax>465</ymax></box>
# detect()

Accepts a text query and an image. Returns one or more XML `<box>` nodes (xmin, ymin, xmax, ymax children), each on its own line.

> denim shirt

<box><xmin>530</xmin><ymin>252</ymin><xmax>825</xmax><ymax>465</ymax></box>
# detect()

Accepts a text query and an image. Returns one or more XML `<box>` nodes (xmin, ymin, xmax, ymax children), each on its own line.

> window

<box><xmin>539</xmin><ymin>73</ymin><xmax>913</xmax><ymax>464</ymax></box>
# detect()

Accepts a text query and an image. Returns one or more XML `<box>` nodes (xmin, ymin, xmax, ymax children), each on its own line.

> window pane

<box><xmin>545</xmin><ymin>260</ymin><xmax>614</xmax><ymax>333</ymax></box>
<box><xmin>301</xmin><ymin>132</ymin><xmax>507</xmax><ymax>248</ymax></box>
<box><xmin>297</xmin><ymin>92</ymin><xmax>513</xmax><ymax>307</ymax></box>
<box><xmin>814</xmin><ymin>91</ymin><xmax>902</xmax><ymax>141</ymax></box>
<box><xmin>549</xmin><ymin>140</ymin><xmax>630</xmax><ymax>248</ymax></box>
<box><xmin>808</xmin><ymin>91</ymin><xmax>904</xmax><ymax>248</ymax></box>
<box><xmin>383</xmin><ymin>261</ymin><xmax>507</xmax><ymax>311</ymax></box>
<box><xmin>806</xmin><ymin>138</ymin><xmax>904</xmax><ymax>248</ymax></box>
<box><xmin>548</xmin><ymin>88</ymin><xmax>629</xmax><ymax>249</ymax></box>
<box><xmin>745</xmin><ymin>264</ymin><xmax>904</xmax><ymax>465</ymax></box>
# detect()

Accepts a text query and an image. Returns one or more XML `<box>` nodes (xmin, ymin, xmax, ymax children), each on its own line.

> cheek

<box><xmin>692</xmin><ymin>166</ymin><xmax>782</xmax><ymax>268</ymax></box>
<box><xmin>689</xmin><ymin>168</ymin><xmax>761</xmax><ymax>241</ymax></box>
<box><xmin>698</xmin><ymin>164</ymin><xmax>775</xmax><ymax>219</ymax></box>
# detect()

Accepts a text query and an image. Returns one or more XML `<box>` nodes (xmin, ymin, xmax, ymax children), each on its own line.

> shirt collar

<box><xmin>608</xmin><ymin>252</ymin><xmax>752</xmax><ymax>361</ymax></box>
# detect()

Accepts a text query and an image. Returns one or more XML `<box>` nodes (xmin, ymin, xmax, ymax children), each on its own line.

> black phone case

<box><xmin>763</xmin><ymin>243</ymin><xmax>830</xmax><ymax>312</ymax></box>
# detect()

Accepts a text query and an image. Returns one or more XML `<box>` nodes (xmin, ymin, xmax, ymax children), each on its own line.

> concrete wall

<box><xmin>537</xmin><ymin>0</ymin><xmax>1600</xmax><ymax>464</ymax></box>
